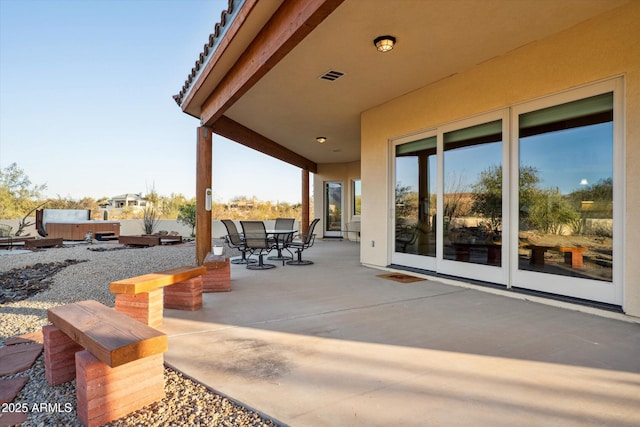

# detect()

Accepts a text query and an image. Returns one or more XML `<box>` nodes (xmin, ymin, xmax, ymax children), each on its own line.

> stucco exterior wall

<box><xmin>360</xmin><ymin>2</ymin><xmax>640</xmax><ymax>315</ymax></box>
<box><xmin>313</xmin><ymin>161</ymin><xmax>361</xmax><ymax>239</ymax></box>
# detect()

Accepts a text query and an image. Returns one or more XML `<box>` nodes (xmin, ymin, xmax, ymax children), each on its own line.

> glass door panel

<box><xmin>514</xmin><ymin>90</ymin><xmax>619</xmax><ymax>303</ymax></box>
<box><xmin>392</xmin><ymin>136</ymin><xmax>437</xmax><ymax>269</ymax></box>
<box><xmin>442</xmin><ymin>120</ymin><xmax>504</xmax><ymax>268</ymax></box>
<box><xmin>324</xmin><ymin>182</ymin><xmax>343</xmax><ymax>237</ymax></box>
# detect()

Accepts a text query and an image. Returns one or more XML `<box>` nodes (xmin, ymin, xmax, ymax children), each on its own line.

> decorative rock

<box><xmin>0</xmin><ymin>411</ymin><xmax>27</xmax><ymax>426</ymax></box>
<box><xmin>0</xmin><ymin>342</ymin><xmax>43</xmax><ymax>376</ymax></box>
<box><xmin>4</xmin><ymin>330</ymin><xmax>44</xmax><ymax>346</ymax></box>
<box><xmin>1</xmin><ymin>244</ymin><xmax>277</xmax><ymax>427</ymax></box>
<box><xmin>0</xmin><ymin>376</ymin><xmax>29</xmax><ymax>404</ymax></box>
<box><xmin>0</xmin><ymin>260</ymin><xmax>87</xmax><ymax>304</ymax></box>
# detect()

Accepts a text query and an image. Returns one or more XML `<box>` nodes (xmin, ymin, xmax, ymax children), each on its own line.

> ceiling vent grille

<box><xmin>319</xmin><ymin>70</ymin><xmax>345</xmax><ymax>81</ymax></box>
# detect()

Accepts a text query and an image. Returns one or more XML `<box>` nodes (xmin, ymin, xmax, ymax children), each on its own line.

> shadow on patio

<box><xmin>161</xmin><ymin>240</ymin><xmax>640</xmax><ymax>426</ymax></box>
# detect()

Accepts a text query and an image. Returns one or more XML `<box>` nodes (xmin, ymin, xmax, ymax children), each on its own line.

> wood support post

<box><xmin>302</xmin><ymin>168</ymin><xmax>310</xmax><ymax>234</ymax></box>
<box><xmin>196</xmin><ymin>126</ymin><xmax>213</xmax><ymax>265</ymax></box>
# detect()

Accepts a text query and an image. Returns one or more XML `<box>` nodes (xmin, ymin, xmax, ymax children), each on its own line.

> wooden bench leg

<box><xmin>486</xmin><ymin>246</ymin><xmax>500</xmax><ymax>265</ymax></box>
<box><xmin>530</xmin><ymin>248</ymin><xmax>547</xmax><ymax>266</ymax></box>
<box><xmin>114</xmin><ymin>288</ymin><xmax>164</xmax><ymax>327</ymax></box>
<box><xmin>75</xmin><ymin>350</ymin><xmax>165</xmax><ymax>427</ymax></box>
<box><xmin>453</xmin><ymin>245</ymin><xmax>470</xmax><ymax>262</ymax></box>
<box><xmin>43</xmin><ymin>325</ymin><xmax>83</xmax><ymax>386</ymax></box>
<box><xmin>564</xmin><ymin>251</ymin><xmax>584</xmax><ymax>268</ymax></box>
<box><xmin>164</xmin><ymin>277</ymin><xmax>203</xmax><ymax>311</ymax></box>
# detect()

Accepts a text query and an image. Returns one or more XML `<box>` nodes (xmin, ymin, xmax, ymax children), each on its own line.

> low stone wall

<box><xmin>1</xmin><ymin>218</ymin><xmax>297</xmax><ymax>240</ymax></box>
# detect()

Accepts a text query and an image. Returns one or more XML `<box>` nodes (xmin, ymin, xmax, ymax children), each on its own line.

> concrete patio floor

<box><xmin>161</xmin><ymin>240</ymin><xmax>640</xmax><ymax>427</ymax></box>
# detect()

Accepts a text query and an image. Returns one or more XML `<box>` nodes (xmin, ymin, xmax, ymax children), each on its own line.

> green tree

<box><xmin>395</xmin><ymin>183</ymin><xmax>418</xmax><ymax>220</ymax></box>
<box><xmin>177</xmin><ymin>201</ymin><xmax>197</xmax><ymax>236</ymax></box>
<box><xmin>528</xmin><ymin>188</ymin><xmax>578</xmax><ymax>234</ymax></box>
<box><xmin>471</xmin><ymin>164</ymin><xmax>502</xmax><ymax>232</ymax></box>
<box><xmin>0</xmin><ymin>163</ymin><xmax>47</xmax><ymax>219</ymax></box>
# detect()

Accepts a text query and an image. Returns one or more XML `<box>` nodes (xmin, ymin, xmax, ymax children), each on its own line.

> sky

<box><xmin>0</xmin><ymin>0</ymin><xmax>302</xmax><ymax>204</ymax></box>
<box><xmin>396</xmin><ymin>122</ymin><xmax>613</xmax><ymax>196</ymax></box>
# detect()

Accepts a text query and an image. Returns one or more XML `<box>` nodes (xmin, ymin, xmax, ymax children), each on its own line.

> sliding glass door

<box><xmin>391</xmin><ymin>111</ymin><xmax>507</xmax><ymax>283</ymax></box>
<box><xmin>390</xmin><ymin>78</ymin><xmax>622</xmax><ymax>305</ymax></box>
<box><xmin>438</xmin><ymin>113</ymin><xmax>508</xmax><ymax>284</ymax></box>
<box><xmin>392</xmin><ymin>134</ymin><xmax>437</xmax><ymax>270</ymax></box>
<box><xmin>511</xmin><ymin>80</ymin><xmax>622</xmax><ymax>304</ymax></box>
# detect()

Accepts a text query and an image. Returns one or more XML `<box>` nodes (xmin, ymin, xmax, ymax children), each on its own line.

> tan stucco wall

<box><xmin>361</xmin><ymin>2</ymin><xmax>640</xmax><ymax>315</ymax></box>
<box><xmin>313</xmin><ymin>161</ymin><xmax>361</xmax><ymax>239</ymax></box>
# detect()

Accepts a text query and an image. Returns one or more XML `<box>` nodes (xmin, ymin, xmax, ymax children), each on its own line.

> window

<box><xmin>353</xmin><ymin>180</ymin><xmax>362</xmax><ymax>216</ymax></box>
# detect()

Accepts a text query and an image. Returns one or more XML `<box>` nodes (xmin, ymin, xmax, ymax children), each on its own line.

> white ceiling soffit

<box><xmin>222</xmin><ymin>0</ymin><xmax>627</xmax><ymax>165</ymax></box>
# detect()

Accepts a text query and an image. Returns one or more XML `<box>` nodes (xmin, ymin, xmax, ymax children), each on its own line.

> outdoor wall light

<box><xmin>374</xmin><ymin>35</ymin><xmax>396</xmax><ymax>52</ymax></box>
<box><xmin>316</xmin><ymin>137</ymin><xmax>327</xmax><ymax>143</ymax></box>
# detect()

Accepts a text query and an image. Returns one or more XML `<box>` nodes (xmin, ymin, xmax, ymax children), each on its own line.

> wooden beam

<box><xmin>196</xmin><ymin>126</ymin><xmax>213</xmax><ymax>265</ymax></box>
<box><xmin>214</xmin><ymin>115</ymin><xmax>318</xmax><ymax>173</ymax></box>
<box><xmin>200</xmin><ymin>0</ymin><xmax>344</xmax><ymax>126</ymax></box>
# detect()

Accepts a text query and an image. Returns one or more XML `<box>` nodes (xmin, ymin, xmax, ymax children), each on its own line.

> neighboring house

<box><xmin>99</xmin><ymin>193</ymin><xmax>148</xmax><ymax>211</ymax></box>
<box><xmin>174</xmin><ymin>0</ymin><xmax>640</xmax><ymax>317</ymax></box>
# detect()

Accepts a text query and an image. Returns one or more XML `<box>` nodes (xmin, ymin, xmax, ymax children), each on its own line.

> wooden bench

<box><xmin>452</xmin><ymin>242</ymin><xmax>501</xmax><ymax>264</ymax></box>
<box><xmin>110</xmin><ymin>265</ymin><xmax>207</xmax><ymax>326</ymax></box>
<box><xmin>24</xmin><ymin>237</ymin><xmax>63</xmax><ymax>249</ymax></box>
<box><xmin>43</xmin><ymin>300</ymin><xmax>167</xmax><ymax>427</ymax></box>
<box><xmin>142</xmin><ymin>234</ymin><xmax>183</xmax><ymax>244</ymax></box>
<box><xmin>558</xmin><ymin>246</ymin><xmax>588</xmax><ymax>268</ymax></box>
<box><xmin>119</xmin><ymin>235</ymin><xmax>161</xmax><ymax>247</ymax></box>
<box><xmin>528</xmin><ymin>244</ymin><xmax>587</xmax><ymax>268</ymax></box>
<box><xmin>528</xmin><ymin>244</ymin><xmax>555</xmax><ymax>266</ymax></box>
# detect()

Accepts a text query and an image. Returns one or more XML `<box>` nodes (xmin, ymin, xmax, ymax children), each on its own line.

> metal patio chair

<box><xmin>240</xmin><ymin>221</ymin><xmax>277</xmax><ymax>270</ymax></box>
<box><xmin>221</xmin><ymin>219</ymin><xmax>256</xmax><ymax>264</ymax></box>
<box><xmin>268</xmin><ymin>217</ymin><xmax>295</xmax><ymax>262</ymax></box>
<box><xmin>286</xmin><ymin>218</ymin><xmax>320</xmax><ymax>266</ymax></box>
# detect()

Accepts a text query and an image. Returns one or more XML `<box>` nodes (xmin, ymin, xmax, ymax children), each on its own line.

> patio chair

<box><xmin>268</xmin><ymin>217</ymin><xmax>295</xmax><ymax>261</ymax></box>
<box><xmin>286</xmin><ymin>218</ymin><xmax>320</xmax><ymax>266</ymax></box>
<box><xmin>221</xmin><ymin>219</ymin><xmax>256</xmax><ymax>264</ymax></box>
<box><xmin>240</xmin><ymin>221</ymin><xmax>277</xmax><ymax>270</ymax></box>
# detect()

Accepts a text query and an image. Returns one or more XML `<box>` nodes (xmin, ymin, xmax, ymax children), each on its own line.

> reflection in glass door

<box><xmin>393</xmin><ymin>136</ymin><xmax>437</xmax><ymax>269</ymax></box>
<box><xmin>440</xmin><ymin>119</ymin><xmax>506</xmax><ymax>284</ymax></box>
<box><xmin>442</xmin><ymin>120</ymin><xmax>504</xmax><ymax>271</ymax></box>
<box><xmin>514</xmin><ymin>90</ymin><xmax>619</xmax><ymax>303</ymax></box>
<box><xmin>324</xmin><ymin>182</ymin><xmax>343</xmax><ymax>237</ymax></box>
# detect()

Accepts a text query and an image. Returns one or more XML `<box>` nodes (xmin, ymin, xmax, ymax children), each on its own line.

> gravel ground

<box><xmin>0</xmin><ymin>242</ymin><xmax>277</xmax><ymax>427</ymax></box>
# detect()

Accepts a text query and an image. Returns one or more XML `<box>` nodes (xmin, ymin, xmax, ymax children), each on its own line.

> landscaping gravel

<box><xmin>0</xmin><ymin>242</ymin><xmax>277</xmax><ymax>427</ymax></box>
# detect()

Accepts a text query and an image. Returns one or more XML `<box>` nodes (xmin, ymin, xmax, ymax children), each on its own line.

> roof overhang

<box><xmin>175</xmin><ymin>0</ymin><xmax>629</xmax><ymax>168</ymax></box>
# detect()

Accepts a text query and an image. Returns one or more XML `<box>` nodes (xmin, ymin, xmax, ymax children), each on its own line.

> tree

<box><xmin>395</xmin><ymin>183</ymin><xmax>418</xmax><ymax>220</ymax></box>
<box><xmin>528</xmin><ymin>188</ymin><xmax>578</xmax><ymax>234</ymax></box>
<box><xmin>471</xmin><ymin>164</ymin><xmax>502</xmax><ymax>232</ymax></box>
<box><xmin>0</xmin><ymin>163</ymin><xmax>47</xmax><ymax>219</ymax></box>
<box><xmin>177</xmin><ymin>202</ymin><xmax>196</xmax><ymax>237</ymax></box>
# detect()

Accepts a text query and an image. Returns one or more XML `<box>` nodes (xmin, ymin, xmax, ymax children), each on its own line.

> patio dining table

<box><xmin>265</xmin><ymin>229</ymin><xmax>297</xmax><ymax>262</ymax></box>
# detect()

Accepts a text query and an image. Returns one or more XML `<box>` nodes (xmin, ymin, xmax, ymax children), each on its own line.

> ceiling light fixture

<box><xmin>374</xmin><ymin>35</ymin><xmax>396</xmax><ymax>53</ymax></box>
<box><xmin>316</xmin><ymin>137</ymin><xmax>327</xmax><ymax>144</ymax></box>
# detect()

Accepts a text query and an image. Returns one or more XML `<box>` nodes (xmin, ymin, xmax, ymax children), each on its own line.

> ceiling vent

<box><xmin>319</xmin><ymin>70</ymin><xmax>345</xmax><ymax>82</ymax></box>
